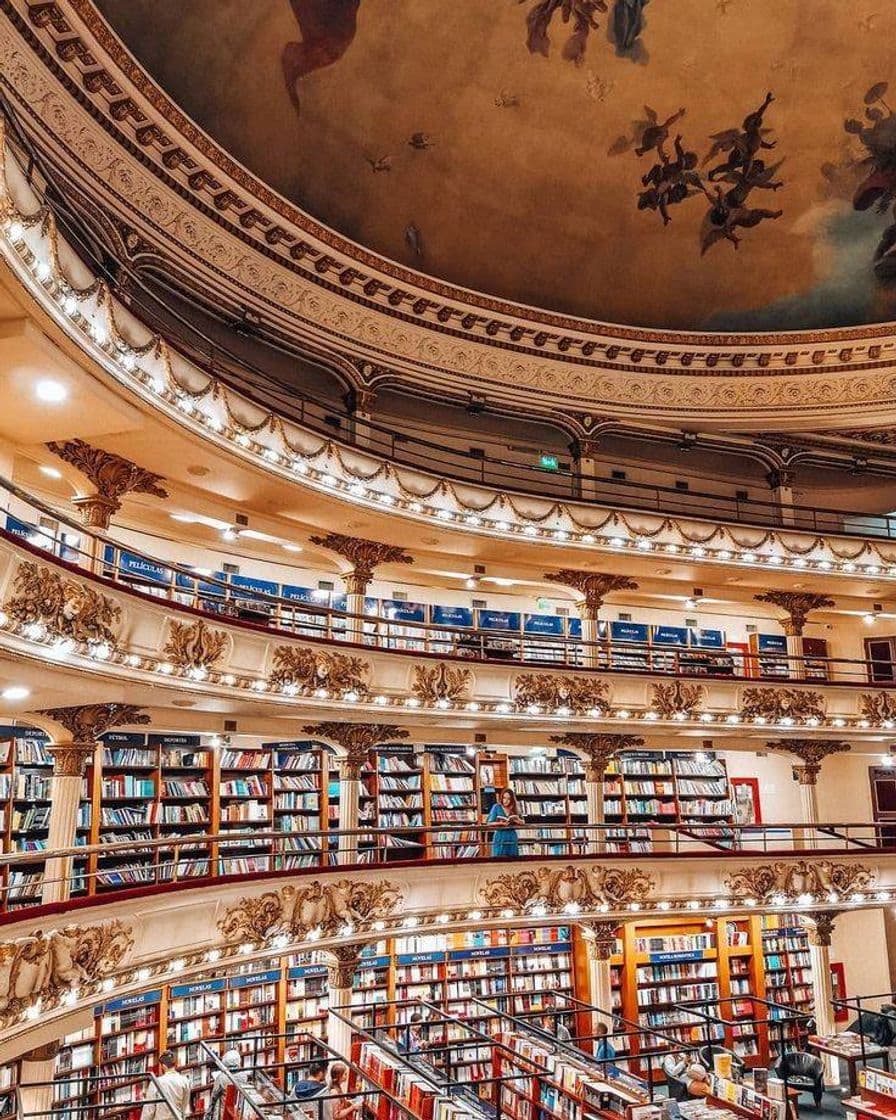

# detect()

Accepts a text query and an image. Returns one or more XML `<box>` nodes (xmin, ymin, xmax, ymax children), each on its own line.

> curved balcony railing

<box><xmin>0</xmin><ymin>476</ymin><xmax>888</xmax><ymax>688</ymax></box>
<box><xmin>3</xmin><ymin>100</ymin><xmax>896</xmax><ymax>539</ymax></box>
<box><xmin>2</xmin><ymin>821</ymin><xmax>891</xmax><ymax>924</ymax></box>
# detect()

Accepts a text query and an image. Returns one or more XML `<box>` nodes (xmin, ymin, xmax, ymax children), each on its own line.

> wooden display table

<box><xmin>808</xmin><ymin>1034</ymin><xmax>891</xmax><ymax>1096</ymax></box>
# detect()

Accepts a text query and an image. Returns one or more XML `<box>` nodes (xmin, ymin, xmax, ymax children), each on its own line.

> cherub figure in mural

<box><xmin>638</xmin><ymin>135</ymin><xmax>705</xmax><ymax>225</ymax></box>
<box><xmin>703</xmin><ymin>92</ymin><xmax>777</xmax><ymax>181</ymax></box>
<box><xmin>635</xmin><ymin>106</ymin><xmax>687</xmax><ymax>158</ymax></box>
<box><xmin>826</xmin><ymin>82</ymin><xmax>896</xmax><ymax>279</ymax></box>
<box><xmin>282</xmin><ymin>0</ymin><xmax>360</xmax><ymax>113</ymax></box>
<box><xmin>699</xmin><ymin>187</ymin><xmax>783</xmax><ymax>254</ymax></box>
<box><xmin>519</xmin><ymin>0</ymin><xmax>608</xmax><ymax>64</ymax></box>
<box><xmin>612</xmin><ymin>0</ymin><xmax>650</xmax><ymax>54</ymax></box>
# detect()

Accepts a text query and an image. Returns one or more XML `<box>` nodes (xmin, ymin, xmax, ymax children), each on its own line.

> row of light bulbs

<box><xmin>16</xmin><ymin>885</ymin><xmax>888</xmax><ymax>1027</ymax></box>
<box><xmin>2</xmin><ymin>611</ymin><xmax>890</xmax><ymax>736</ymax></box>
<box><xmin>4</xmin><ymin>215</ymin><xmax>893</xmax><ymax>583</ymax></box>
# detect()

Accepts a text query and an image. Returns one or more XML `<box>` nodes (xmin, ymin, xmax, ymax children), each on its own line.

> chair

<box><xmin>775</xmin><ymin>1050</ymin><xmax>825</xmax><ymax>1108</ymax></box>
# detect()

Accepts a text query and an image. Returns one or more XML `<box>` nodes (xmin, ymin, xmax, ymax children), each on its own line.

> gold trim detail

<box><xmin>514</xmin><ymin>673</ymin><xmax>609</xmax><ymax>713</ymax></box>
<box><xmin>724</xmin><ymin>860</ymin><xmax>873</xmax><ymax>904</ymax></box>
<box><xmin>480</xmin><ymin>865</ymin><xmax>653</xmax><ymax>911</ymax></box>
<box><xmin>740</xmin><ymin>687</ymin><xmax>826</xmax><ymax>723</ymax></box>
<box><xmin>412</xmin><ymin>663</ymin><xmax>472</xmax><ymax>705</ymax></box>
<box><xmin>270</xmin><ymin>647</ymin><xmax>369</xmax><ymax>695</ymax></box>
<box><xmin>47</xmin><ymin>439</ymin><xmax>167</xmax><ymax>528</ymax></box>
<box><xmin>4</xmin><ymin>561</ymin><xmax>120</xmax><ymax>644</ymax></box>
<box><xmin>544</xmin><ymin>571</ymin><xmax>638</xmax><ymax>616</ymax></box>
<box><xmin>163</xmin><ymin>619</ymin><xmax>228</xmax><ymax>672</ymax></box>
<box><xmin>650</xmin><ymin>680</ymin><xmax>705</xmax><ymax>720</ymax></box>
<box><xmin>753</xmin><ymin>591</ymin><xmax>835</xmax><ymax>636</ymax></box>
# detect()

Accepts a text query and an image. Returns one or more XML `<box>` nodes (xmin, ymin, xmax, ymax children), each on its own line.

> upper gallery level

<box><xmin>4</xmin><ymin>0</ymin><xmax>896</xmax><ymax>447</ymax></box>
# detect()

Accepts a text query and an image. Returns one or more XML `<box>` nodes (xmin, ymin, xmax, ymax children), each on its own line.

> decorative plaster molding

<box><xmin>163</xmin><ymin>618</ymin><xmax>228</xmax><ymax>673</ymax></box>
<box><xmin>514</xmin><ymin>673</ymin><xmax>609</xmax><ymax>714</ymax></box>
<box><xmin>217</xmin><ymin>880</ymin><xmax>402</xmax><ymax>944</ymax></box>
<box><xmin>270</xmin><ymin>646</ymin><xmax>369</xmax><ymax>697</ymax></box>
<box><xmin>650</xmin><ymin>680</ymin><xmax>705</xmax><ymax>720</ymax></box>
<box><xmin>4</xmin><ymin>561</ymin><xmax>120</xmax><ymax>645</ymax></box>
<box><xmin>322</xmin><ymin>946</ymin><xmax>363</xmax><ymax>990</ymax></box>
<box><xmin>804</xmin><ymin>911</ymin><xmax>840</xmax><ymax>948</ymax></box>
<box><xmin>480</xmin><ymin>865</ymin><xmax>653</xmax><ymax>912</ymax></box>
<box><xmin>724</xmin><ymin>860</ymin><xmax>874</xmax><ymax>904</ymax></box>
<box><xmin>0</xmin><ymin>920</ymin><xmax>133</xmax><ymax>1025</ymax></box>
<box><xmin>578</xmin><ymin>920</ymin><xmax>620</xmax><ymax>962</ymax></box>
<box><xmin>740</xmin><ymin>687</ymin><xmax>826</xmax><ymax>724</ymax></box>
<box><xmin>860</xmin><ymin>691</ymin><xmax>896</xmax><ymax>724</ymax></box>
<box><xmin>411</xmin><ymin>663</ymin><xmax>472</xmax><ymax>706</ymax></box>
<box><xmin>301</xmin><ymin>722</ymin><xmax>408</xmax><ymax>779</ymax></box>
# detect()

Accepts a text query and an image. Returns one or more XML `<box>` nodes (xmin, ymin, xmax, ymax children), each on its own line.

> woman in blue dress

<box><xmin>487</xmin><ymin>788</ymin><xmax>524</xmax><ymax>857</ymax></box>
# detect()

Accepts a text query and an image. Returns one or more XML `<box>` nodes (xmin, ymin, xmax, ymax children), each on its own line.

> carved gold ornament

<box><xmin>766</xmin><ymin>738</ymin><xmax>851</xmax><ymax>784</ymax></box>
<box><xmin>218</xmin><ymin>879</ymin><xmax>403</xmax><ymax>944</ymax></box>
<box><xmin>650</xmin><ymin>679</ymin><xmax>705</xmax><ymax>719</ymax></box>
<box><xmin>412</xmin><ymin>663</ymin><xmax>472</xmax><ymax>705</ymax></box>
<box><xmin>4</xmin><ymin>561</ymin><xmax>120</xmax><ymax>644</ymax></box>
<box><xmin>740</xmin><ymin>687</ymin><xmax>826</xmax><ymax>723</ymax></box>
<box><xmin>724</xmin><ymin>860</ymin><xmax>874</xmax><ymax>904</ymax></box>
<box><xmin>0</xmin><ymin>920</ymin><xmax>133</xmax><ymax>1024</ymax></box>
<box><xmin>323</xmin><ymin>946</ymin><xmax>363</xmax><ymax>989</ymax></box>
<box><xmin>271</xmin><ymin>646</ymin><xmax>370</xmax><ymax>696</ymax></box>
<box><xmin>514</xmin><ymin>673</ymin><xmax>609</xmax><ymax>713</ymax></box>
<box><xmin>860</xmin><ymin>691</ymin><xmax>896</xmax><ymax>724</ymax></box>
<box><xmin>480</xmin><ymin>864</ymin><xmax>653</xmax><ymax>912</ymax></box>
<box><xmin>302</xmin><ymin>722</ymin><xmax>409</xmax><ymax>779</ymax></box>
<box><xmin>163</xmin><ymin>618</ymin><xmax>228</xmax><ymax>672</ymax></box>
<box><xmin>579</xmin><ymin>920</ymin><xmax>620</xmax><ymax>962</ymax></box>
<box><xmin>804</xmin><ymin>911</ymin><xmax>839</xmax><ymax>948</ymax></box>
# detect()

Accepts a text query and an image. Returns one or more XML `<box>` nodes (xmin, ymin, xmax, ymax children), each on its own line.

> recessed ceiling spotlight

<box><xmin>35</xmin><ymin>379</ymin><xmax>67</xmax><ymax>403</ymax></box>
<box><xmin>39</xmin><ymin>465</ymin><xmax>62</xmax><ymax>479</ymax></box>
<box><xmin>1</xmin><ymin>686</ymin><xmax>30</xmax><ymax>701</ymax></box>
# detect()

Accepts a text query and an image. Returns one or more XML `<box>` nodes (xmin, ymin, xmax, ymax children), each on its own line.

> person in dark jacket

<box><xmin>292</xmin><ymin>1060</ymin><xmax>328</xmax><ymax>1100</ymax></box>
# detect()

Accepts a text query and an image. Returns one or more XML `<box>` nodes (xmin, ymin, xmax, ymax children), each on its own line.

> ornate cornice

<box><xmin>544</xmin><ymin>571</ymin><xmax>638</xmax><ymax>616</ymax></box>
<box><xmin>302</xmin><ymin>722</ymin><xmax>409</xmax><ymax>779</ymax></box>
<box><xmin>4</xmin><ymin>8</ymin><xmax>896</xmax><ymax>435</ymax></box>
<box><xmin>46</xmin><ymin>439</ymin><xmax>167</xmax><ymax>528</ymax></box>
<box><xmin>308</xmin><ymin>533</ymin><xmax>413</xmax><ymax>592</ymax></box>
<box><xmin>753</xmin><ymin>591</ymin><xmax>835</xmax><ymax>636</ymax></box>
<box><xmin>548</xmin><ymin>732</ymin><xmax>644</xmax><ymax>781</ymax></box>
<box><xmin>766</xmin><ymin>738</ymin><xmax>851</xmax><ymax>784</ymax></box>
<box><xmin>270</xmin><ymin>647</ymin><xmax>369</xmax><ymax>697</ymax></box>
<box><xmin>40</xmin><ymin>702</ymin><xmax>150</xmax><ymax>746</ymax></box>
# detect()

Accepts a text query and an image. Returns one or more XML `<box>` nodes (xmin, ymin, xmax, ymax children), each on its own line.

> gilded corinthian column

<box><xmin>40</xmin><ymin>704</ymin><xmax>149</xmax><ymax>903</ymax></box>
<box><xmin>545</xmin><ymin>571</ymin><xmax>638</xmax><ymax>669</ymax></box>
<box><xmin>303</xmin><ymin>722</ymin><xmax>409</xmax><ymax>864</ymax></box>
<box><xmin>767</xmin><ymin>739</ymin><xmax>850</xmax><ymax>850</ymax></box>
<box><xmin>551</xmin><ymin>732</ymin><xmax>643</xmax><ymax>852</ymax></box>
<box><xmin>309</xmin><ymin>532</ymin><xmax>413</xmax><ymax>643</ymax></box>
<box><xmin>754</xmin><ymin>591</ymin><xmax>835</xmax><ymax>681</ymax></box>
<box><xmin>47</xmin><ymin>440</ymin><xmax>168</xmax><ymax>571</ymax></box>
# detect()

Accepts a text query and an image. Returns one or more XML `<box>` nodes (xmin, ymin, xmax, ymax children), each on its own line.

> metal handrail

<box><xmin>0</xmin><ymin>821</ymin><xmax>892</xmax><ymax>921</ymax></box>
<box><xmin>0</xmin><ymin>475</ymin><xmax>890</xmax><ymax>687</ymax></box>
<box><xmin>4</xmin><ymin>100</ymin><xmax>896</xmax><ymax>538</ymax></box>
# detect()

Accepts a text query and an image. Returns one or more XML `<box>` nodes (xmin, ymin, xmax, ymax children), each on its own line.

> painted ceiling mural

<box><xmin>94</xmin><ymin>0</ymin><xmax>896</xmax><ymax>332</ymax></box>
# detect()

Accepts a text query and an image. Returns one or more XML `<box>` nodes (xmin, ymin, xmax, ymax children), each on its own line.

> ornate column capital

<box><xmin>323</xmin><ymin>945</ymin><xmax>364</xmax><ymax>988</ymax></box>
<box><xmin>579</xmin><ymin>920</ymin><xmax>620</xmax><ymax>962</ymax></box>
<box><xmin>766</xmin><ymin>739</ymin><xmax>851</xmax><ymax>784</ymax></box>
<box><xmin>309</xmin><ymin>532</ymin><xmax>413</xmax><ymax>595</ymax></box>
<box><xmin>544</xmin><ymin>571</ymin><xmax>638</xmax><ymax>618</ymax></box>
<box><xmin>346</xmin><ymin>387</ymin><xmax>378</xmax><ymax>414</ymax></box>
<box><xmin>41</xmin><ymin>704</ymin><xmax>150</xmax><ymax>775</ymax></box>
<box><xmin>22</xmin><ymin>1041</ymin><xmax>61</xmax><ymax>1063</ymax></box>
<box><xmin>302</xmin><ymin>722</ymin><xmax>409</xmax><ymax>779</ymax></box>
<box><xmin>47</xmin><ymin>439</ymin><xmax>168</xmax><ymax>529</ymax></box>
<box><xmin>550</xmin><ymin>732</ymin><xmax>643</xmax><ymax>782</ymax></box>
<box><xmin>803</xmin><ymin>910</ymin><xmax>841</xmax><ymax>948</ymax></box>
<box><xmin>767</xmin><ymin>467</ymin><xmax>796</xmax><ymax>491</ymax></box>
<box><xmin>753</xmin><ymin>591</ymin><xmax>835</xmax><ymax>637</ymax></box>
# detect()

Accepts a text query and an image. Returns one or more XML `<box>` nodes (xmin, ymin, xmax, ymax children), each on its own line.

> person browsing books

<box><xmin>486</xmin><ymin>788</ymin><xmax>524</xmax><ymax>857</ymax></box>
<box><xmin>141</xmin><ymin>1051</ymin><xmax>191</xmax><ymax>1120</ymax></box>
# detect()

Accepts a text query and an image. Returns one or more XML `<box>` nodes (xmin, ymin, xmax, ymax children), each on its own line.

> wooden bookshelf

<box><xmin>508</xmin><ymin>751</ymin><xmax>588</xmax><ymax>856</ymax></box>
<box><xmin>423</xmin><ymin>749</ymin><xmax>480</xmax><ymax>860</ymax></box>
<box><xmin>761</xmin><ymin>912</ymin><xmax>813</xmax><ymax>1055</ymax></box>
<box><xmin>0</xmin><ymin>1060</ymin><xmax>17</xmax><ymax>1120</ymax></box>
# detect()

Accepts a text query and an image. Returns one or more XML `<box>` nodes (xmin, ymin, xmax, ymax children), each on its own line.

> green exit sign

<box><xmin>539</xmin><ymin>454</ymin><xmax>559</xmax><ymax>471</ymax></box>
